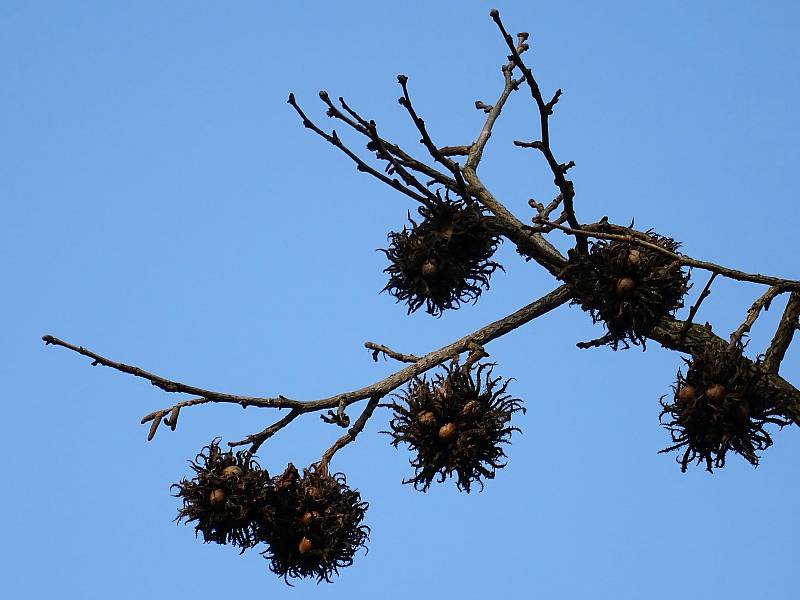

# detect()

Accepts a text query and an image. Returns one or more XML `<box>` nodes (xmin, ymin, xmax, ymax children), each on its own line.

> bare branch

<box><xmin>396</xmin><ymin>74</ymin><xmax>471</xmax><ymax>200</ymax></box>
<box><xmin>729</xmin><ymin>286</ymin><xmax>784</xmax><ymax>348</ymax></box>
<box><xmin>542</xmin><ymin>221</ymin><xmax>800</xmax><ymax>290</ymax></box>
<box><xmin>323</xmin><ymin>93</ymin><xmax>460</xmax><ymax>192</ymax></box>
<box><xmin>287</xmin><ymin>93</ymin><xmax>431</xmax><ymax>204</ymax></box>
<box><xmin>764</xmin><ymin>291</ymin><xmax>800</xmax><ymax>373</ymax></box>
<box><xmin>364</xmin><ymin>341</ymin><xmax>420</xmax><ymax>364</ymax></box>
<box><xmin>229</xmin><ymin>409</ymin><xmax>302</xmax><ymax>454</ymax></box>
<box><xmin>489</xmin><ymin>9</ymin><xmax>585</xmax><ymax>252</ymax></box>
<box><xmin>319</xmin><ymin>396</ymin><xmax>381</xmax><ymax>473</ymax></box>
<box><xmin>679</xmin><ymin>272</ymin><xmax>718</xmax><ymax>343</ymax></box>
<box><xmin>44</xmin><ymin>286</ymin><xmax>573</xmax><ymax>442</ymax></box>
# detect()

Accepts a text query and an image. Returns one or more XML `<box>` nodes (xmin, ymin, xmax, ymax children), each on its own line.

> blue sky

<box><xmin>3</xmin><ymin>1</ymin><xmax>799</xmax><ymax>598</ymax></box>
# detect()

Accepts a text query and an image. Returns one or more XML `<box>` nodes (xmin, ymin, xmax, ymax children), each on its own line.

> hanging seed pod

<box><xmin>381</xmin><ymin>197</ymin><xmax>502</xmax><ymax>316</ymax></box>
<box><xmin>659</xmin><ymin>344</ymin><xmax>792</xmax><ymax>472</ymax></box>
<box><xmin>172</xmin><ymin>440</ymin><xmax>271</xmax><ymax>549</ymax></box>
<box><xmin>562</xmin><ymin>231</ymin><xmax>690</xmax><ymax>349</ymax></box>
<box><xmin>256</xmin><ymin>465</ymin><xmax>370</xmax><ymax>584</ymax></box>
<box><xmin>386</xmin><ymin>361</ymin><xmax>524</xmax><ymax>492</ymax></box>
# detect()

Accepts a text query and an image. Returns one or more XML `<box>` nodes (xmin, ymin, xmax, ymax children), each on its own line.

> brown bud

<box><xmin>421</xmin><ymin>259</ymin><xmax>437</xmax><ymax>279</ymax></box>
<box><xmin>627</xmin><ymin>249</ymin><xmax>641</xmax><ymax>266</ymax></box>
<box><xmin>677</xmin><ymin>384</ymin><xmax>697</xmax><ymax>404</ymax></box>
<box><xmin>705</xmin><ymin>384</ymin><xmax>727</xmax><ymax>403</ymax></box>
<box><xmin>417</xmin><ymin>410</ymin><xmax>436</xmax><ymax>427</ymax></box>
<box><xmin>222</xmin><ymin>465</ymin><xmax>243</xmax><ymax>479</ymax></box>
<box><xmin>209</xmin><ymin>488</ymin><xmax>226</xmax><ymax>507</ymax></box>
<box><xmin>615</xmin><ymin>276</ymin><xmax>637</xmax><ymax>297</ymax></box>
<box><xmin>298</xmin><ymin>536</ymin><xmax>313</xmax><ymax>554</ymax></box>
<box><xmin>438</xmin><ymin>422</ymin><xmax>458</xmax><ymax>441</ymax></box>
<box><xmin>301</xmin><ymin>510</ymin><xmax>321</xmax><ymax>526</ymax></box>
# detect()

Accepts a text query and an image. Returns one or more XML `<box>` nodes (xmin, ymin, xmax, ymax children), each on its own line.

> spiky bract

<box><xmin>386</xmin><ymin>362</ymin><xmax>524</xmax><ymax>492</ymax></box>
<box><xmin>659</xmin><ymin>345</ymin><xmax>791</xmax><ymax>472</ymax></box>
<box><xmin>258</xmin><ymin>464</ymin><xmax>370</xmax><ymax>583</ymax></box>
<box><xmin>382</xmin><ymin>198</ymin><xmax>502</xmax><ymax>316</ymax></box>
<box><xmin>172</xmin><ymin>440</ymin><xmax>271</xmax><ymax>548</ymax></box>
<box><xmin>563</xmin><ymin>232</ymin><xmax>690</xmax><ymax>348</ymax></box>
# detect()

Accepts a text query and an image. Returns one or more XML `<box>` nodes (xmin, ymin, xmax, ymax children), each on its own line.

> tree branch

<box><xmin>44</xmin><ymin>286</ymin><xmax>573</xmax><ymax>442</ymax></box>
<box><xmin>490</xmin><ymin>9</ymin><xmax>585</xmax><ymax>253</ymax></box>
<box><xmin>764</xmin><ymin>291</ymin><xmax>800</xmax><ymax>373</ymax></box>
<box><xmin>542</xmin><ymin>221</ymin><xmax>800</xmax><ymax>289</ymax></box>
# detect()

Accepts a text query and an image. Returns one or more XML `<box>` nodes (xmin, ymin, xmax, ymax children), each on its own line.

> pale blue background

<box><xmin>3</xmin><ymin>1</ymin><xmax>799</xmax><ymax>598</ymax></box>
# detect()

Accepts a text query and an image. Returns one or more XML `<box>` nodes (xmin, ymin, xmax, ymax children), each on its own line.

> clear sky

<box><xmin>3</xmin><ymin>1</ymin><xmax>799</xmax><ymax>598</ymax></box>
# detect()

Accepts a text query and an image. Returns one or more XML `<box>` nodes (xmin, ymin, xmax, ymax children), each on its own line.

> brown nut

<box><xmin>615</xmin><ymin>276</ymin><xmax>637</xmax><ymax>297</ymax></box>
<box><xmin>704</xmin><ymin>384</ymin><xmax>727</xmax><ymax>403</ymax></box>
<box><xmin>209</xmin><ymin>488</ymin><xmax>226</xmax><ymax>507</ymax></box>
<box><xmin>221</xmin><ymin>465</ymin><xmax>243</xmax><ymax>479</ymax></box>
<box><xmin>298</xmin><ymin>536</ymin><xmax>313</xmax><ymax>554</ymax></box>
<box><xmin>417</xmin><ymin>410</ymin><xmax>436</xmax><ymax>427</ymax></box>
<box><xmin>677</xmin><ymin>384</ymin><xmax>697</xmax><ymax>404</ymax></box>
<box><xmin>301</xmin><ymin>510</ymin><xmax>321</xmax><ymax>526</ymax></box>
<box><xmin>421</xmin><ymin>259</ymin><xmax>438</xmax><ymax>279</ymax></box>
<box><xmin>438</xmin><ymin>422</ymin><xmax>458</xmax><ymax>441</ymax></box>
<box><xmin>461</xmin><ymin>400</ymin><xmax>480</xmax><ymax>417</ymax></box>
<box><xmin>627</xmin><ymin>249</ymin><xmax>641</xmax><ymax>266</ymax></box>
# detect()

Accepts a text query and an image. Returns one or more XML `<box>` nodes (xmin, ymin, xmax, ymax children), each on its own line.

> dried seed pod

<box><xmin>562</xmin><ymin>230</ymin><xmax>690</xmax><ymax>349</ymax></box>
<box><xmin>386</xmin><ymin>361</ymin><xmax>524</xmax><ymax>492</ymax></box>
<box><xmin>257</xmin><ymin>465</ymin><xmax>370</xmax><ymax>584</ymax></box>
<box><xmin>659</xmin><ymin>345</ymin><xmax>791</xmax><ymax>472</ymax></box>
<box><xmin>381</xmin><ymin>197</ymin><xmax>502</xmax><ymax>316</ymax></box>
<box><xmin>172</xmin><ymin>440</ymin><xmax>271</xmax><ymax>549</ymax></box>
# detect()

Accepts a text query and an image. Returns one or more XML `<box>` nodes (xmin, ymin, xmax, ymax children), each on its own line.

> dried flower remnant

<box><xmin>659</xmin><ymin>345</ymin><xmax>792</xmax><ymax>472</ymax></box>
<box><xmin>563</xmin><ymin>232</ymin><xmax>690</xmax><ymax>348</ymax></box>
<box><xmin>172</xmin><ymin>440</ymin><xmax>271</xmax><ymax>548</ymax></box>
<box><xmin>382</xmin><ymin>198</ymin><xmax>502</xmax><ymax>316</ymax></box>
<box><xmin>257</xmin><ymin>464</ymin><xmax>370</xmax><ymax>584</ymax></box>
<box><xmin>387</xmin><ymin>361</ymin><xmax>524</xmax><ymax>492</ymax></box>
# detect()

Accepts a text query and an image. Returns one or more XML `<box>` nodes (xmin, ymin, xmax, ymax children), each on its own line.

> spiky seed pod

<box><xmin>381</xmin><ymin>198</ymin><xmax>502</xmax><ymax>316</ymax></box>
<box><xmin>659</xmin><ymin>345</ymin><xmax>792</xmax><ymax>472</ymax></box>
<box><xmin>562</xmin><ymin>231</ymin><xmax>690</xmax><ymax>349</ymax></box>
<box><xmin>172</xmin><ymin>440</ymin><xmax>271</xmax><ymax>549</ymax></box>
<box><xmin>386</xmin><ymin>361</ymin><xmax>524</xmax><ymax>492</ymax></box>
<box><xmin>257</xmin><ymin>465</ymin><xmax>370</xmax><ymax>584</ymax></box>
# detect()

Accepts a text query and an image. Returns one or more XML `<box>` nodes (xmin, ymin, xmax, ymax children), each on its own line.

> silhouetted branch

<box><xmin>764</xmin><ymin>291</ymin><xmax>800</xmax><ymax>373</ymax></box>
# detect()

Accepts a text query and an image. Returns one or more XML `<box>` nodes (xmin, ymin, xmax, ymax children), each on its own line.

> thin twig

<box><xmin>729</xmin><ymin>286</ymin><xmax>784</xmax><ymax>347</ymax></box>
<box><xmin>229</xmin><ymin>409</ymin><xmax>302</xmax><ymax>454</ymax></box>
<box><xmin>319</xmin><ymin>396</ymin><xmax>381</xmax><ymax>473</ymax></box>
<box><xmin>364</xmin><ymin>341</ymin><xmax>420</xmax><ymax>364</ymax></box>
<box><xmin>287</xmin><ymin>93</ymin><xmax>431</xmax><ymax>205</ymax></box>
<box><xmin>679</xmin><ymin>272</ymin><xmax>717</xmax><ymax>343</ymax></box>
<box><xmin>396</xmin><ymin>75</ymin><xmax>471</xmax><ymax>201</ymax></box>
<box><xmin>490</xmin><ymin>9</ymin><xmax>585</xmax><ymax>253</ymax></box>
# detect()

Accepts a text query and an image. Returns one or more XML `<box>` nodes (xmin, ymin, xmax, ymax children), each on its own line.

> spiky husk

<box><xmin>386</xmin><ymin>362</ymin><xmax>524</xmax><ymax>492</ymax></box>
<box><xmin>172</xmin><ymin>440</ymin><xmax>271</xmax><ymax>549</ymax></box>
<box><xmin>381</xmin><ymin>198</ymin><xmax>502</xmax><ymax>316</ymax></box>
<box><xmin>257</xmin><ymin>465</ymin><xmax>370</xmax><ymax>583</ymax></box>
<box><xmin>562</xmin><ymin>232</ymin><xmax>690</xmax><ymax>348</ymax></box>
<box><xmin>659</xmin><ymin>345</ymin><xmax>791</xmax><ymax>472</ymax></box>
